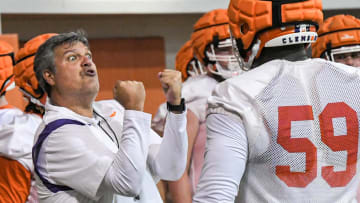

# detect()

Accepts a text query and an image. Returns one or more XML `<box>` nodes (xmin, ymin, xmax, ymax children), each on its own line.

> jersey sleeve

<box><xmin>193</xmin><ymin>113</ymin><xmax>248</xmax><ymax>203</ymax></box>
<box><xmin>0</xmin><ymin>112</ymin><xmax>41</xmax><ymax>171</ymax></box>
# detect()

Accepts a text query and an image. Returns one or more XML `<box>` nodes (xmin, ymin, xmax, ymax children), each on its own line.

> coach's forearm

<box><xmin>148</xmin><ymin>111</ymin><xmax>188</xmax><ymax>181</ymax></box>
<box><xmin>103</xmin><ymin>110</ymin><xmax>151</xmax><ymax>196</ymax></box>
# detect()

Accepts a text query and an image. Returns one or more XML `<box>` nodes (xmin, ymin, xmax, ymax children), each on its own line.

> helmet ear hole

<box><xmin>240</xmin><ymin>23</ymin><xmax>249</xmax><ymax>35</ymax></box>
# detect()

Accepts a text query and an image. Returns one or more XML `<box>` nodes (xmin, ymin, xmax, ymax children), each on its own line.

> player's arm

<box><xmin>168</xmin><ymin>109</ymin><xmax>199</xmax><ymax>203</ymax></box>
<box><xmin>193</xmin><ymin>113</ymin><xmax>248</xmax><ymax>203</ymax></box>
<box><xmin>147</xmin><ymin>70</ymin><xmax>188</xmax><ymax>181</ymax></box>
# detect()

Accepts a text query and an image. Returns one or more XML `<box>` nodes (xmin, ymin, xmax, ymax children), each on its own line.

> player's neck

<box><xmin>252</xmin><ymin>44</ymin><xmax>309</xmax><ymax>68</ymax></box>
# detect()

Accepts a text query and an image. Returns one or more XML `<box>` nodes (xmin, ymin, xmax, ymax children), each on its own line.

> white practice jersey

<box><xmin>0</xmin><ymin>105</ymin><xmax>42</xmax><ymax>203</ymax></box>
<box><xmin>194</xmin><ymin>59</ymin><xmax>360</xmax><ymax>203</ymax></box>
<box><xmin>0</xmin><ymin>105</ymin><xmax>41</xmax><ymax>171</ymax></box>
<box><xmin>152</xmin><ymin>75</ymin><xmax>218</xmax><ymax>132</ymax></box>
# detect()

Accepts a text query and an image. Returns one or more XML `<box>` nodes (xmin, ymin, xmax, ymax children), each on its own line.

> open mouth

<box><xmin>84</xmin><ymin>68</ymin><xmax>96</xmax><ymax>77</ymax></box>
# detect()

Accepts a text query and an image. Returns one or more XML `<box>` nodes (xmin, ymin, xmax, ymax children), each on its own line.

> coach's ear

<box><xmin>43</xmin><ymin>70</ymin><xmax>55</xmax><ymax>86</ymax></box>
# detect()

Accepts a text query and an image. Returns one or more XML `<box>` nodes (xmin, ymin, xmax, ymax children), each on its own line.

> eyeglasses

<box><xmin>0</xmin><ymin>52</ymin><xmax>15</xmax><ymax>66</ymax></box>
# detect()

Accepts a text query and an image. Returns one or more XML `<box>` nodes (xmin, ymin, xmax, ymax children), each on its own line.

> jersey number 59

<box><xmin>276</xmin><ymin>102</ymin><xmax>358</xmax><ymax>188</ymax></box>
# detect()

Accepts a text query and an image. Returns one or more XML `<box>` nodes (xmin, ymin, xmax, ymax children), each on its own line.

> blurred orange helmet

<box><xmin>191</xmin><ymin>9</ymin><xmax>241</xmax><ymax>79</ymax></box>
<box><xmin>175</xmin><ymin>40</ymin><xmax>205</xmax><ymax>81</ymax></box>
<box><xmin>0</xmin><ymin>40</ymin><xmax>15</xmax><ymax>96</ymax></box>
<box><xmin>228</xmin><ymin>0</ymin><xmax>323</xmax><ymax>70</ymax></box>
<box><xmin>14</xmin><ymin>33</ymin><xmax>57</xmax><ymax>105</ymax></box>
<box><xmin>312</xmin><ymin>14</ymin><xmax>360</xmax><ymax>61</ymax></box>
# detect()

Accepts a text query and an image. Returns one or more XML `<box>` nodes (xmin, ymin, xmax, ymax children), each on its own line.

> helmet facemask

<box><xmin>325</xmin><ymin>45</ymin><xmax>360</xmax><ymax>67</ymax></box>
<box><xmin>230</xmin><ymin>29</ymin><xmax>261</xmax><ymax>71</ymax></box>
<box><xmin>206</xmin><ymin>38</ymin><xmax>243</xmax><ymax>79</ymax></box>
<box><xmin>187</xmin><ymin>57</ymin><xmax>206</xmax><ymax>77</ymax></box>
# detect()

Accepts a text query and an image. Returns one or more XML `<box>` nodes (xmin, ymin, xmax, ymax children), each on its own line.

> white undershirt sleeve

<box><xmin>147</xmin><ymin>111</ymin><xmax>188</xmax><ymax>182</ymax></box>
<box><xmin>101</xmin><ymin>110</ymin><xmax>151</xmax><ymax>197</ymax></box>
<box><xmin>193</xmin><ymin>113</ymin><xmax>248</xmax><ymax>203</ymax></box>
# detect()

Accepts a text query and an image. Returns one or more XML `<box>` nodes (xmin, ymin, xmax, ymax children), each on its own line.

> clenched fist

<box><xmin>113</xmin><ymin>80</ymin><xmax>146</xmax><ymax>111</ymax></box>
<box><xmin>158</xmin><ymin>69</ymin><xmax>182</xmax><ymax>105</ymax></box>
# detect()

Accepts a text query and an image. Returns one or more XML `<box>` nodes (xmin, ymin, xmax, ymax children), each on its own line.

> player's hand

<box><xmin>113</xmin><ymin>80</ymin><xmax>146</xmax><ymax>111</ymax></box>
<box><xmin>158</xmin><ymin>69</ymin><xmax>182</xmax><ymax>105</ymax></box>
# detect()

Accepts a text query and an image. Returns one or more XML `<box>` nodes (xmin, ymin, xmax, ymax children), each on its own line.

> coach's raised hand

<box><xmin>113</xmin><ymin>80</ymin><xmax>146</xmax><ymax>111</ymax></box>
<box><xmin>158</xmin><ymin>69</ymin><xmax>182</xmax><ymax>106</ymax></box>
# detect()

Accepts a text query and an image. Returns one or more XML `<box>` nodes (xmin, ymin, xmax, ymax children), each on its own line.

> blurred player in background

<box><xmin>312</xmin><ymin>14</ymin><xmax>360</xmax><ymax>67</ymax></box>
<box><xmin>0</xmin><ymin>33</ymin><xmax>55</xmax><ymax>202</ymax></box>
<box><xmin>151</xmin><ymin>39</ymin><xmax>205</xmax><ymax>202</ymax></box>
<box><xmin>0</xmin><ymin>39</ymin><xmax>33</xmax><ymax>203</ymax></box>
<box><xmin>13</xmin><ymin>33</ymin><xmax>58</xmax><ymax>203</ymax></box>
<box><xmin>151</xmin><ymin>40</ymin><xmax>206</xmax><ymax>136</ymax></box>
<box><xmin>168</xmin><ymin>9</ymin><xmax>242</xmax><ymax>203</ymax></box>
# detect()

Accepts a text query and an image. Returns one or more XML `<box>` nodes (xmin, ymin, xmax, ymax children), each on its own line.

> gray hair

<box><xmin>34</xmin><ymin>30</ymin><xmax>89</xmax><ymax>97</ymax></box>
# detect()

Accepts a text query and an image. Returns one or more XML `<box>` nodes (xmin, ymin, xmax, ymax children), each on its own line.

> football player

<box><xmin>0</xmin><ymin>40</ymin><xmax>34</xmax><ymax>203</ymax></box>
<box><xmin>312</xmin><ymin>14</ymin><xmax>360</xmax><ymax>67</ymax></box>
<box><xmin>151</xmin><ymin>39</ymin><xmax>205</xmax><ymax>202</ymax></box>
<box><xmin>168</xmin><ymin>9</ymin><xmax>241</xmax><ymax>203</ymax></box>
<box><xmin>193</xmin><ymin>0</ymin><xmax>360</xmax><ymax>202</ymax></box>
<box><xmin>11</xmin><ymin>33</ymin><xmax>58</xmax><ymax>203</ymax></box>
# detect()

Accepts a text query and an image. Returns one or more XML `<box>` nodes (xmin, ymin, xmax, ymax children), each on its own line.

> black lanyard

<box><xmin>94</xmin><ymin>111</ymin><xmax>141</xmax><ymax>201</ymax></box>
<box><xmin>94</xmin><ymin>111</ymin><xmax>119</xmax><ymax>148</ymax></box>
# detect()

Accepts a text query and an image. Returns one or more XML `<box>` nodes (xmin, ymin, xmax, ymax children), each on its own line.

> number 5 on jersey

<box><xmin>276</xmin><ymin>102</ymin><xmax>358</xmax><ymax>188</ymax></box>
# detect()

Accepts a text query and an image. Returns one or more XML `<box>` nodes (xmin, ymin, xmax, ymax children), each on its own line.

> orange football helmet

<box><xmin>14</xmin><ymin>33</ymin><xmax>57</xmax><ymax>105</ymax></box>
<box><xmin>228</xmin><ymin>0</ymin><xmax>323</xmax><ymax>70</ymax></box>
<box><xmin>312</xmin><ymin>14</ymin><xmax>360</xmax><ymax>64</ymax></box>
<box><xmin>0</xmin><ymin>40</ymin><xmax>15</xmax><ymax>96</ymax></box>
<box><xmin>191</xmin><ymin>9</ymin><xmax>241</xmax><ymax>79</ymax></box>
<box><xmin>175</xmin><ymin>40</ymin><xmax>205</xmax><ymax>81</ymax></box>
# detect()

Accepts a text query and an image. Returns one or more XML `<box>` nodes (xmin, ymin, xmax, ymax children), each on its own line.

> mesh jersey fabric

<box><xmin>206</xmin><ymin>58</ymin><xmax>360</xmax><ymax>202</ymax></box>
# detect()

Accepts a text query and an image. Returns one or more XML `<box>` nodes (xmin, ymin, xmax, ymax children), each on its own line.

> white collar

<box><xmin>44</xmin><ymin>100</ymin><xmax>100</xmax><ymax>125</ymax></box>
